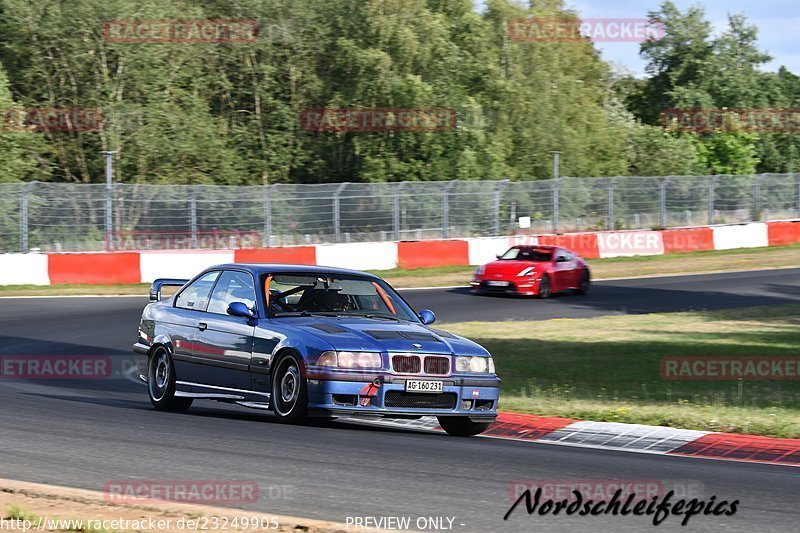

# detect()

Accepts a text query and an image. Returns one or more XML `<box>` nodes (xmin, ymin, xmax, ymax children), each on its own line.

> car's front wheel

<box><xmin>148</xmin><ymin>347</ymin><xmax>192</xmax><ymax>411</ymax></box>
<box><xmin>271</xmin><ymin>353</ymin><xmax>309</xmax><ymax>423</ymax></box>
<box><xmin>438</xmin><ymin>416</ymin><xmax>492</xmax><ymax>436</ymax></box>
<box><xmin>537</xmin><ymin>275</ymin><xmax>552</xmax><ymax>299</ymax></box>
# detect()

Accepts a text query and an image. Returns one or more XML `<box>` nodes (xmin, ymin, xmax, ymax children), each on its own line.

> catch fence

<box><xmin>1</xmin><ymin>174</ymin><xmax>798</xmax><ymax>252</ymax></box>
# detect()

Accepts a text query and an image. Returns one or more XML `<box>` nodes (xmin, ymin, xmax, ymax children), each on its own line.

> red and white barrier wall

<box><xmin>2</xmin><ymin>220</ymin><xmax>798</xmax><ymax>285</ymax></box>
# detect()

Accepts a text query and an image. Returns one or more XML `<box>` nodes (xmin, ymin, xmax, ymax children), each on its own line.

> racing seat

<box><xmin>296</xmin><ymin>289</ymin><xmax>350</xmax><ymax>312</ymax></box>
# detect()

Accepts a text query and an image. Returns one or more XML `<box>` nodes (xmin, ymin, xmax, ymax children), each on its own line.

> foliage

<box><xmin>0</xmin><ymin>0</ymin><xmax>797</xmax><ymax>185</ymax></box>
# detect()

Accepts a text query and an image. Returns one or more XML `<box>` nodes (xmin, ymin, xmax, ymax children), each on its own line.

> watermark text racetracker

<box><xmin>0</xmin><ymin>356</ymin><xmax>111</xmax><ymax>380</ymax></box>
<box><xmin>300</xmin><ymin>108</ymin><xmax>457</xmax><ymax>133</ymax></box>
<box><xmin>103</xmin><ymin>20</ymin><xmax>259</xmax><ymax>43</ymax></box>
<box><xmin>661</xmin><ymin>108</ymin><xmax>800</xmax><ymax>133</ymax></box>
<box><xmin>661</xmin><ymin>356</ymin><xmax>800</xmax><ymax>380</ymax></box>
<box><xmin>106</xmin><ymin>230</ymin><xmax>261</xmax><ymax>251</ymax></box>
<box><xmin>104</xmin><ymin>480</ymin><xmax>294</xmax><ymax>505</ymax></box>
<box><xmin>508</xmin><ymin>18</ymin><xmax>664</xmax><ymax>42</ymax></box>
<box><xmin>0</xmin><ymin>108</ymin><xmax>102</xmax><ymax>133</ymax></box>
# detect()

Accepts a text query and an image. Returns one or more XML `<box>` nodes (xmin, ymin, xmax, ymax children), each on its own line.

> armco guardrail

<box><xmin>1</xmin><ymin>220</ymin><xmax>797</xmax><ymax>286</ymax></box>
<box><xmin>2</xmin><ymin>174</ymin><xmax>799</xmax><ymax>253</ymax></box>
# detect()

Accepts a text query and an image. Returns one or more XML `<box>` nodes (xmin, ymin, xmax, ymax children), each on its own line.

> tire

<box><xmin>438</xmin><ymin>417</ymin><xmax>492</xmax><ymax>437</ymax></box>
<box><xmin>537</xmin><ymin>275</ymin><xmax>552</xmax><ymax>299</ymax></box>
<box><xmin>271</xmin><ymin>353</ymin><xmax>309</xmax><ymax>423</ymax></box>
<box><xmin>148</xmin><ymin>347</ymin><xmax>192</xmax><ymax>411</ymax></box>
<box><xmin>575</xmin><ymin>269</ymin><xmax>591</xmax><ymax>295</ymax></box>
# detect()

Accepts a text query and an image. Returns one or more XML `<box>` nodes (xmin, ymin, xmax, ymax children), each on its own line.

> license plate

<box><xmin>405</xmin><ymin>380</ymin><xmax>443</xmax><ymax>393</ymax></box>
<box><xmin>487</xmin><ymin>280</ymin><xmax>509</xmax><ymax>287</ymax></box>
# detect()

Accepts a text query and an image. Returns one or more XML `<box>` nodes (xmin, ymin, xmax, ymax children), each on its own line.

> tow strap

<box><xmin>359</xmin><ymin>378</ymin><xmax>381</xmax><ymax>406</ymax></box>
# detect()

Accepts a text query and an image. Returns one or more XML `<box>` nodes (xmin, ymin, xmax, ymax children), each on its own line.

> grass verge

<box><xmin>445</xmin><ymin>304</ymin><xmax>800</xmax><ymax>438</ymax></box>
<box><xmin>1</xmin><ymin>243</ymin><xmax>798</xmax><ymax>296</ymax></box>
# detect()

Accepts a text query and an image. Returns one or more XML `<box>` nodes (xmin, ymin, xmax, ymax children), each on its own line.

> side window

<box><xmin>207</xmin><ymin>271</ymin><xmax>257</xmax><ymax>315</ymax></box>
<box><xmin>175</xmin><ymin>271</ymin><xmax>220</xmax><ymax>311</ymax></box>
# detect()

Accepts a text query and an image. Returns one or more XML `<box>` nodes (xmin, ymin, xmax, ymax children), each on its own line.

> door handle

<box><xmin>197</xmin><ymin>322</ymin><xmax>208</xmax><ymax>331</ymax></box>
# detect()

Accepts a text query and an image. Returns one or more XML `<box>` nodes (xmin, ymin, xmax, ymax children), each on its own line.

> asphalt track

<box><xmin>1</xmin><ymin>268</ymin><xmax>799</xmax><ymax>532</ymax></box>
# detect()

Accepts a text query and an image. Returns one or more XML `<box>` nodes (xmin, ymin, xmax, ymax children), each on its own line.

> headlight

<box><xmin>474</xmin><ymin>265</ymin><xmax>485</xmax><ymax>276</ymax></box>
<box><xmin>317</xmin><ymin>351</ymin><xmax>382</xmax><ymax>369</ymax></box>
<box><xmin>517</xmin><ymin>267</ymin><xmax>536</xmax><ymax>276</ymax></box>
<box><xmin>455</xmin><ymin>356</ymin><xmax>495</xmax><ymax>373</ymax></box>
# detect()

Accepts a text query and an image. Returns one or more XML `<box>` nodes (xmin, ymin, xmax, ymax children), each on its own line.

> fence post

<box><xmin>392</xmin><ymin>183</ymin><xmax>405</xmax><ymax>241</ymax></box>
<box><xmin>442</xmin><ymin>190</ymin><xmax>449</xmax><ymax>239</ymax></box>
<box><xmin>189</xmin><ymin>187</ymin><xmax>198</xmax><ymax>249</ymax></box>
<box><xmin>552</xmin><ymin>179</ymin><xmax>560</xmax><ymax>233</ymax></box>
<box><xmin>606</xmin><ymin>180</ymin><xmax>615</xmax><ymax>230</ymax></box>
<box><xmin>263</xmin><ymin>186</ymin><xmax>270</xmax><ymax>247</ymax></box>
<box><xmin>333</xmin><ymin>183</ymin><xmax>347</xmax><ymax>243</ymax></box>
<box><xmin>19</xmin><ymin>182</ymin><xmax>34</xmax><ymax>252</ymax></box>
<box><xmin>103</xmin><ymin>151</ymin><xmax>115</xmax><ymax>251</ymax></box>
<box><xmin>442</xmin><ymin>181</ymin><xmax>459</xmax><ymax>238</ymax></box>
<box><xmin>105</xmin><ymin>186</ymin><xmax>114</xmax><ymax>250</ymax></box>
<box><xmin>659</xmin><ymin>179</ymin><xmax>668</xmax><ymax>228</ymax></box>
<box><xmin>707</xmin><ymin>176</ymin><xmax>716</xmax><ymax>225</ymax></box>
<box><xmin>796</xmin><ymin>174</ymin><xmax>800</xmax><ymax>218</ymax></box>
<box><xmin>493</xmin><ymin>179</ymin><xmax>508</xmax><ymax>236</ymax></box>
<box><xmin>753</xmin><ymin>175</ymin><xmax>761</xmax><ymax>221</ymax></box>
<box><xmin>263</xmin><ymin>184</ymin><xmax>277</xmax><ymax>247</ymax></box>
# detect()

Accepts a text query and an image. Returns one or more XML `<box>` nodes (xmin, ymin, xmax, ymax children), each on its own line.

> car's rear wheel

<box><xmin>271</xmin><ymin>353</ymin><xmax>308</xmax><ymax>423</ymax></box>
<box><xmin>575</xmin><ymin>269</ymin><xmax>591</xmax><ymax>295</ymax></box>
<box><xmin>537</xmin><ymin>275</ymin><xmax>552</xmax><ymax>299</ymax></box>
<box><xmin>148</xmin><ymin>347</ymin><xmax>192</xmax><ymax>411</ymax></box>
<box><xmin>438</xmin><ymin>417</ymin><xmax>492</xmax><ymax>436</ymax></box>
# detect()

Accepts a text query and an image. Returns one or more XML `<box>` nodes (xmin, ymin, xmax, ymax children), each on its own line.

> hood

<box><xmin>483</xmin><ymin>259</ymin><xmax>544</xmax><ymax>276</ymax></box>
<box><xmin>275</xmin><ymin>316</ymin><xmax>488</xmax><ymax>356</ymax></box>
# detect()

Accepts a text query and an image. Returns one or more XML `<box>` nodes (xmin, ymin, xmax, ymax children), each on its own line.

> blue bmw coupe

<box><xmin>133</xmin><ymin>264</ymin><xmax>499</xmax><ymax>436</ymax></box>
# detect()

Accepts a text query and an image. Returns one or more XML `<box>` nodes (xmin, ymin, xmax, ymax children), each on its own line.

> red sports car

<box><xmin>470</xmin><ymin>245</ymin><xmax>590</xmax><ymax>298</ymax></box>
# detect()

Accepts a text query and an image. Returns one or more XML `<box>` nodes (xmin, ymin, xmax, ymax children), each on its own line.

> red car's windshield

<box><xmin>499</xmin><ymin>247</ymin><xmax>553</xmax><ymax>262</ymax></box>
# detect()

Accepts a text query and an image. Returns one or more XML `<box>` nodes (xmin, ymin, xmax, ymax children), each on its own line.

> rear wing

<box><xmin>150</xmin><ymin>278</ymin><xmax>189</xmax><ymax>301</ymax></box>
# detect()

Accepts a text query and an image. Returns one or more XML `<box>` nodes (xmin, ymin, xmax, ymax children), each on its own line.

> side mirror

<box><xmin>227</xmin><ymin>301</ymin><xmax>256</xmax><ymax>319</ymax></box>
<box><xmin>556</xmin><ymin>255</ymin><xmax>568</xmax><ymax>262</ymax></box>
<box><xmin>418</xmin><ymin>309</ymin><xmax>436</xmax><ymax>325</ymax></box>
<box><xmin>496</xmin><ymin>253</ymin><xmax>503</xmax><ymax>259</ymax></box>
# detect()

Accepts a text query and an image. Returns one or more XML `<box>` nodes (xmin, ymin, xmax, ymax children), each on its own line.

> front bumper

<box><xmin>133</xmin><ymin>342</ymin><xmax>150</xmax><ymax>379</ymax></box>
<box><xmin>306</xmin><ymin>373</ymin><xmax>500</xmax><ymax>421</ymax></box>
<box><xmin>471</xmin><ymin>277</ymin><xmax>540</xmax><ymax>295</ymax></box>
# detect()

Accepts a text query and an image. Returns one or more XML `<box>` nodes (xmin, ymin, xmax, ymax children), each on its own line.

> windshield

<box><xmin>264</xmin><ymin>273</ymin><xmax>417</xmax><ymax>321</ymax></box>
<box><xmin>499</xmin><ymin>247</ymin><xmax>553</xmax><ymax>262</ymax></box>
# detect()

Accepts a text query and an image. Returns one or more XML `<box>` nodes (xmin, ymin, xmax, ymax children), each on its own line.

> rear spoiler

<box><xmin>150</xmin><ymin>278</ymin><xmax>189</xmax><ymax>301</ymax></box>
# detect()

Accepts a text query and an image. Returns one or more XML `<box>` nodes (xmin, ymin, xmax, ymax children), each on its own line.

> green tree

<box><xmin>0</xmin><ymin>62</ymin><xmax>40</xmax><ymax>182</ymax></box>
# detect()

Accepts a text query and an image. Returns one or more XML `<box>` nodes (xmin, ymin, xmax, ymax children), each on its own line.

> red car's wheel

<box><xmin>575</xmin><ymin>269</ymin><xmax>591</xmax><ymax>295</ymax></box>
<box><xmin>537</xmin><ymin>275</ymin><xmax>552</xmax><ymax>299</ymax></box>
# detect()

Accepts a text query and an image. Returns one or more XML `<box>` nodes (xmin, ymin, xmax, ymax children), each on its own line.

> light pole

<box><xmin>549</xmin><ymin>151</ymin><xmax>561</xmax><ymax>180</ymax></box>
